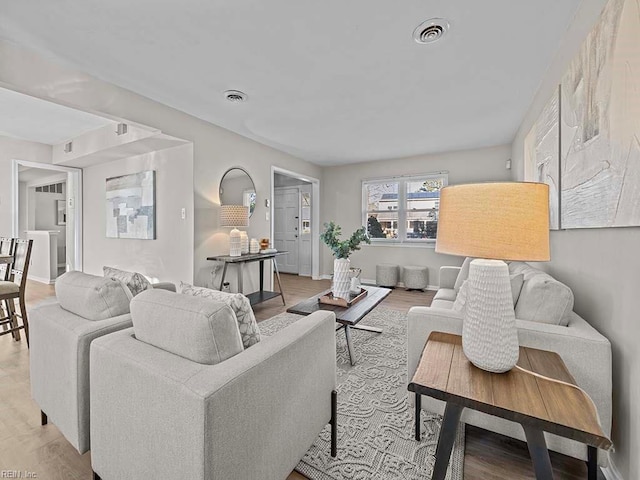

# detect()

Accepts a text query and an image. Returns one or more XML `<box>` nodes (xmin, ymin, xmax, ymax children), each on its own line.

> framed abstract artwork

<box><xmin>106</xmin><ymin>170</ymin><xmax>156</xmax><ymax>239</ymax></box>
<box><xmin>524</xmin><ymin>87</ymin><xmax>561</xmax><ymax>230</ymax></box>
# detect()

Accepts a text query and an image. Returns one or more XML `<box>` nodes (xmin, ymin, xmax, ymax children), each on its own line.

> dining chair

<box><xmin>0</xmin><ymin>239</ymin><xmax>34</xmax><ymax>345</ymax></box>
<box><xmin>0</xmin><ymin>237</ymin><xmax>15</xmax><ymax>337</ymax></box>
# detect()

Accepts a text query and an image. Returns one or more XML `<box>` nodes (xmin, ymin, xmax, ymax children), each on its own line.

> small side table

<box><xmin>408</xmin><ymin>332</ymin><xmax>611</xmax><ymax>480</ymax></box>
<box><xmin>206</xmin><ymin>251</ymin><xmax>287</xmax><ymax>306</ymax></box>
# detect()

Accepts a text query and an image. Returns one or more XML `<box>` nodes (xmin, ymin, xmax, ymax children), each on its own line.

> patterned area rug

<box><xmin>259</xmin><ymin>307</ymin><xmax>464</xmax><ymax>480</ymax></box>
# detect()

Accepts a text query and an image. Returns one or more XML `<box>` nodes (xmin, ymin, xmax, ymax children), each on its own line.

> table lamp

<box><xmin>219</xmin><ymin>205</ymin><xmax>249</xmax><ymax>257</ymax></box>
<box><xmin>435</xmin><ymin>182</ymin><xmax>549</xmax><ymax>373</ymax></box>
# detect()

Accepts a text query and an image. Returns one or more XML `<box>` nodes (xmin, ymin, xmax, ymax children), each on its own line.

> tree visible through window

<box><xmin>363</xmin><ymin>173</ymin><xmax>448</xmax><ymax>243</ymax></box>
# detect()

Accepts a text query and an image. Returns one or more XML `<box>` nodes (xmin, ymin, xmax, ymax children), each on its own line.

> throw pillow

<box><xmin>180</xmin><ymin>282</ymin><xmax>261</xmax><ymax>348</ymax></box>
<box><xmin>452</xmin><ymin>280</ymin><xmax>468</xmax><ymax>312</ymax></box>
<box><xmin>453</xmin><ymin>257</ymin><xmax>473</xmax><ymax>293</ymax></box>
<box><xmin>453</xmin><ymin>273</ymin><xmax>524</xmax><ymax>313</ymax></box>
<box><xmin>510</xmin><ymin>273</ymin><xmax>524</xmax><ymax>306</ymax></box>
<box><xmin>103</xmin><ymin>266</ymin><xmax>152</xmax><ymax>297</ymax></box>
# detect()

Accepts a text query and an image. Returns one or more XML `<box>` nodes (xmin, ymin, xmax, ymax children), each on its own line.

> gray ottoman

<box><xmin>376</xmin><ymin>264</ymin><xmax>398</xmax><ymax>288</ymax></box>
<box><xmin>403</xmin><ymin>266</ymin><xmax>428</xmax><ymax>291</ymax></box>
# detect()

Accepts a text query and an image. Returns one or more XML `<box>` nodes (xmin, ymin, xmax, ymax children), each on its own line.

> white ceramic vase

<box><xmin>240</xmin><ymin>231</ymin><xmax>249</xmax><ymax>254</ymax></box>
<box><xmin>462</xmin><ymin>259</ymin><xmax>519</xmax><ymax>373</ymax></box>
<box><xmin>333</xmin><ymin>258</ymin><xmax>351</xmax><ymax>300</ymax></box>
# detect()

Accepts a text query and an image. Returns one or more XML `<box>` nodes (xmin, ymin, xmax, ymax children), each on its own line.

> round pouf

<box><xmin>376</xmin><ymin>264</ymin><xmax>399</xmax><ymax>288</ymax></box>
<box><xmin>403</xmin><ymin>266</ymin><xmax>429</xmax><ymax>291</ymax></box>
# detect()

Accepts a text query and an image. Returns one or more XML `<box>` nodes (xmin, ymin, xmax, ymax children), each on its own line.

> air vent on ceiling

<box><xmin>224</xmin><ymin>90</ymin><xmax>248</xmax><ymax>103</ymax></box>
<box><xmin>413</xmin><ymin>18</ymin><xmax>450</xmax><ymax>44</ymax></box>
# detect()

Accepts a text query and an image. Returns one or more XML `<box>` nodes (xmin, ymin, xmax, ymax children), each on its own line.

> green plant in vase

<box><xmin>320</xmin><ymin>222</ymin><xmax>370</xmax><ymax>300</ymax></box>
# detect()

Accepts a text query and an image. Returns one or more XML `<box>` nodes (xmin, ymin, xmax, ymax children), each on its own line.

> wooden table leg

<box><xmin>414</xmin><ymin>393</ymin><xmax>421</xmax><ymax>441</ymax></box>
<box><xmin>432</xmin><ymin>402</ymin><xmax>464</xmax><ymax>480</ymax></box>
<box><xmin>587</xmin><ymin>446</ymin><xmax>598</xmax><ymax>480</ymax></box>
<box><xmin>523</xmin><ymin>426</ymin><xmax>554</xmax><ymax>480</ymax></box>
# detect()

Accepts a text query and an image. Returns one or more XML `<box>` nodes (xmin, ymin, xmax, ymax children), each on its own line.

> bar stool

<box><xmin>0</xmin><ymin>237</ymin><xmax>14</xmax><ymax>337</ymax></box>
<box><xmin>0</xmin><ymin>239</ymin><xmax>34</xmax><ymax>345</ymax></box>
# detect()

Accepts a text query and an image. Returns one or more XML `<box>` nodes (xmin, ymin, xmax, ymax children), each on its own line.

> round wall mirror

<box><xmin>219</xmin><ymin>167</ymin><xmax>256</xmax><ymax>217</ymax></box>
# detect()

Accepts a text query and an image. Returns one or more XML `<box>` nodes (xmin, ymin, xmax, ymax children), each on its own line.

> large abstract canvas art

<box><xmin>106</xmin><ymin>170</ymin><xmax>156</xmax><ymax>239</ymax></box>
<box><xmin>560</xmin><ymin>0</ymin><xmax>640</xmax><ymax>228</ymax></box>
<box><xmin>524</xmin><ymin>87</ymin><xmax>561</xmax><ymax>230</ymax></box>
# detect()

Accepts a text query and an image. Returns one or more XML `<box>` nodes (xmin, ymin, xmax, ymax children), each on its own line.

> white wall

<box><xmin>0</xmin><ymin>135</ymin><xmax>52</xmax><ymax>236</ymax></box>
<box><xmin>83</xmin><ymin>144</ymin><xmax>194</xmax><ymax>285</ymax></box>
<box><xmin>511</xmin><ymin>0</ymin><xmax>635</xmax><ymax>477</ymax></box>
<box><xmin>320</xmin><ymin>145</ymin><xmax>512</xmax><ymax>285</ymax></box>
<box><xmin>0</xmin><ymin>40</ymin><xmax>321</xmax><ymax>292</ymax></box>
<box><xmin>33</xmin><ymin>183</ymin><xmax>66</xmax><ymax>262</ymax></box>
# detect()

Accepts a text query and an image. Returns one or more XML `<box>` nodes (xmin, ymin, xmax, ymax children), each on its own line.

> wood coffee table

<box><xmin>409</xmin><ymin>332</ymin><xmax>611</xmax><ymax>480</ymax></box>
<box><xmin>287</xmin><ymin>286</ymin><xmax>391</xmax><ymax>366</ymax></box>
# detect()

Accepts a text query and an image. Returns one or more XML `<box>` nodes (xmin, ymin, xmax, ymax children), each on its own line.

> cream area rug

<box><xmin>258</xmin><ymin>307</ymin><xmax>464</xmax><ymax>480</ymax></box>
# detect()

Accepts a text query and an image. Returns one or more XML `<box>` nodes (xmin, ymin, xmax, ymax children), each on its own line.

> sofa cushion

<box><xmin>103</xmin><ymin>266</ymin><xmax>152</xmax><ymax>297</ymax></box>
<box><xmin>180</xmin><ymin>283</ymin><xmax>261</xmax><ymax>348</ymax></box>
<box><xmin>56</xmin><ymin>271</ymin><xmax>132</xmax><ymax>321</ymax></box>
<box><xmin>508</xmin><ymin>262</ymin><xmax>574</xmax><ymax>326</ymax></box>
<box><xmin>453</xmin><ymin>257</ymin><xmax>473</xmax><ymax>292</ymax></box>
<box><xmin>510</xmin><ymin>273</ymin><xmax>524</xmax><ymax>305</ymax></box>
<box><xmin>431</xmin><ymin>298</ymin><xmax>455</xmax><ymax>309</ymax></box>
<box><xmin>433</xmin><ymin>288</ymin><xmax>457</xmax><ymax>302</ymax></box>
<box><xmin>131</xmin><ymin>289</ymin><xmax>243</xmax><ymax>365</ymax></box>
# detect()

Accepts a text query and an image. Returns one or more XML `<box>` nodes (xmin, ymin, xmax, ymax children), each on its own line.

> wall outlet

<box><xmin>265</xmin><ymin>211</ymin><xmax>270</xmax><ymax>221</ymax></box>
<box><xmin>181</xmin><ymin>207</ymin><xmax>186</xmax><ymax>219</ymax></box>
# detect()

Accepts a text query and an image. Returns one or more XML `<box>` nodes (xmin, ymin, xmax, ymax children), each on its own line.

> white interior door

<box><xmin>274</xmin><ymin>187</ymin><xmax>299</xmax><ymax>274</ymax></box>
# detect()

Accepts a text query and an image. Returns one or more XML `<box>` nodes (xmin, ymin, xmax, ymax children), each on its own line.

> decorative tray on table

<box><xmin>318</xmin><ymin>288</ymin><xmax>368</xmax><ymax>307</ymax></box>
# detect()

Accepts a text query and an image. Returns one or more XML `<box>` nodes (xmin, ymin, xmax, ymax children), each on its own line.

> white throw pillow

<box><xmin>103</xmin><ymin>266</ymin><xmax>152</xmax><ymax>297</ymax></box>
<box><xmin>453</xmin><ymin>273</ymin><xmax>524</xmax><ymax>313</ymax></box>
<box><xmin>180</xmin><ymin>282</ymin><xmax>261</xmax><ymax>348</ymax></box>
<box><xmin>453</xmin><ymin>257</ymin><xmax>473</xmax><ymax>293</ymax></box>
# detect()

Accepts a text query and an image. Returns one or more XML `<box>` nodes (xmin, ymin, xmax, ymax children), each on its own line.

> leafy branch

<box><xmin>320</xmin><ymin>222</ymin><xmax>370</xmax><ymax>259</ymax></box>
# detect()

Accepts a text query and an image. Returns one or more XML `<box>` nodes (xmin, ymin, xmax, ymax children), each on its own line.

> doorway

<box><xmin>271</xmin><ymin>167</ymin><xmax>320</xmax><ymax>279</ymax></box>
<box><xmin>12</xmin><ymin>160</ymin><xmax>83</xmax><ymax>281</ymax></box>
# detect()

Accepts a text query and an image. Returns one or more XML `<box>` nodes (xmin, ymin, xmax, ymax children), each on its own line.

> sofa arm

<box><xmin>29</xmin><ymin>303</ymin><xmax>132</xmax><ymax>454</ymax></box>
<box><xmin>151</xmin><ymin>282</ymin><xmax>177</xmax><ymax>292</ymax></box>
<box><xmin>439</xmin><ymin>266</ymin><xmax>461</xmax><ymax>289</ymax></box>
<box><xmin>90</xmin><ymin>311</ymin><xmax>336</xmax><ymax>480</ymax></box>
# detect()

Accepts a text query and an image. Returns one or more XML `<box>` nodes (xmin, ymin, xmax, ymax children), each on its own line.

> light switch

<box><xmin>181</xmin><ymin>208</ymin><xmax>186</xmax><ymax>220</ymax></box>
<box><xmin>266</xmin><ymin>211</ymin><xmax>270</xmax><ymax>221</ymax></box>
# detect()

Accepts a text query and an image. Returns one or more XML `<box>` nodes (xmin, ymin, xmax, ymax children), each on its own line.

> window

<box><xmin>363</xmin><ymin>173</ymin><xmax>448</xmax><ymax>243</ymax></box>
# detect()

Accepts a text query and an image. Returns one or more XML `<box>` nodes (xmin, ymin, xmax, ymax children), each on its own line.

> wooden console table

<box><xmin>408</xmin><ymin>332</ymin><xmax>611</xmax><ymax>480</ymax></box>
<box><xmin>206</xmin><ymin>251</ymin><xmax>287</xmax><ymax>306</ymax></box>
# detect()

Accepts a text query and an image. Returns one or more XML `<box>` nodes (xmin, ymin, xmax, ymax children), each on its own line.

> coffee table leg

<box><xmin>432</xmin><ymin>402</ymin><xmax>463</xmax><ymax>480</ymax></box>
<box><xmin>344</xmin><ymin>325</ymin><xmax>356</xmax><ymax>366</ymax></box>
<box><xmin>414</xmin><ymin>393</ymin><xmax>421</xmax><ymax>441</ymax></box>
<box><xmin>523</xmin><ymin>426</ymin><xmax>554</xmax><ymax>480</ymax></box>
<box><xmin>587</xmin><ymin>446</ymin><xmax>597</xmax><ymax>480</ymax></box>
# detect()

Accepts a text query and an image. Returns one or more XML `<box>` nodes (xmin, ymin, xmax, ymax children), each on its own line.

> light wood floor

<box><xmin>0</xmin><ymin>275</ymin><xmax>600</xmax><ymax>479</ymax></box>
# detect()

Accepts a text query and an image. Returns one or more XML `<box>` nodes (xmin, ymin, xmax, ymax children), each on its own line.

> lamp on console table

<box><xmin>219</xmin><ymin>205</ymin><xmax>249</xmax><ymax>257</ymax></box>
<box><xmin>435</xmin><ymin>182</ymin><xmax>550</xmax><ymax>373</ymax></box>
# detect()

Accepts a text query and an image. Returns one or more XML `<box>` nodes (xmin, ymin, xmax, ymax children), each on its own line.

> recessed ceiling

<box><xmin>0</xmin><ymin>87</ymin><xmax>115</xmax><ymax>145</ymax></box>
<box><xmin>0</xmin><ymin>1</ymin><xmax>584</xmax><ymax>165</ymax></box>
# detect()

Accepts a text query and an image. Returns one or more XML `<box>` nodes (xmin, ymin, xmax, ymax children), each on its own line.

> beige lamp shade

<box><xmin>219</xmin><ymin>205</ymin><xmax>249</xmax><ymax>227</ymax></box>
<box><xmin>435</xmin><ymin>182</ymin><xmax>550</xmax><ymax>261</ymax></box>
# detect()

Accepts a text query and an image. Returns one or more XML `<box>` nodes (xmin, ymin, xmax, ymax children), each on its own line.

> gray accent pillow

<box><xmin>180</xmin><ymin>282</ymin><xmax>261</xmax><ymax>348</ymax></box>
<box><xmin>510</xmin><ymin>273</ymin><xmax>524</xmax><ymax>305</ymax></box>
<box><xmin>56</xmin><ymin>271</ymin><xmax>132</xmax><ymax>321</ymax></box>
<box><xmin>131</xmin><ymin>289</ymin><xmax>243</xmax><ymax>365</ymax></box>
<box><xmin>453</xmin><ymin>257</ymin><xmax>473</xmax><ymax>293</ymax></box>
<box><xmin>103</xmin><ymin>266</ymin><xmax>152</xmax><ymax>297</ymax></box>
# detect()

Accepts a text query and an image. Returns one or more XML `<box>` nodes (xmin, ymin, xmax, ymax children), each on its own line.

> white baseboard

<box><xmin>28</xmin><ymin>274</ymin><xmax>56</xmax><ymax>285</ymax></box>
<box><xmin>321</xmin><ymin>275</ymin><xmax>438</xmax><ymax>291</ymax></box>
<box><xmin>602</xmin><ymin>456</ymin><xmax>624</xmax><ymax>480</ymax></box>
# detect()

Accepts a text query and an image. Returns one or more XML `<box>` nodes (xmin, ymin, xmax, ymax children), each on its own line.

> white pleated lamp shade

<box><xmin>220</xmin><ymin>205</ymin><xmax>249</xmax><ymax>227</ymax></box>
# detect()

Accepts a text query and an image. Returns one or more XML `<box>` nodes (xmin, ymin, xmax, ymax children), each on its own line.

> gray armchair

<box><xmin>29</xmin><ymin>271</ymin><xmax>177</xmax><ymax>454</ymax></box>
<box><xmin>89</xmin><ymin>291</ymin><xmax>337</xmax><ymax>480</ymax></box>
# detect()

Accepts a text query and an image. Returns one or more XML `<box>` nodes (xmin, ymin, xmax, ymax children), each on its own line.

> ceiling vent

<box><xmin>413</xmin><ymin>18</ymin><xmax>450</xmax><ymax>44</ymax></box>
<box><xmin>224</xmin><ymin>90</ymin><xmax>248</xmax><ymax>103</ymax></box>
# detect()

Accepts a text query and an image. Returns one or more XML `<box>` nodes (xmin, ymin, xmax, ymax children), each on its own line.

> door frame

<box><xmin>270</xmin><ymin>166</ymin><xmax>320</xmax><ymax>280</ymax></box>
<box><xmin>11</xmin><ymin>159</ymin><xmax>83</xmax><ymax>272</ymax></box>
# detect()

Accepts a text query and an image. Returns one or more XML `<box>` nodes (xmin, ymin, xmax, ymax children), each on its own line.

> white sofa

<box><xmin>407</xmin><ymin>260</ymin><xmax>612</xmax><ymax>465</ymax></box>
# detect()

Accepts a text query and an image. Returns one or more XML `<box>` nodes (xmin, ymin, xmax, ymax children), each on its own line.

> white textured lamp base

<box><xmin>229</xmin><ymin>228</ymin><xmax>242</xmax><ymax>257</ymax></box>
<box><xmin>463</xmin><ymin>259</ymin><xmax>519</xmax><ymax>373</ymax></box>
